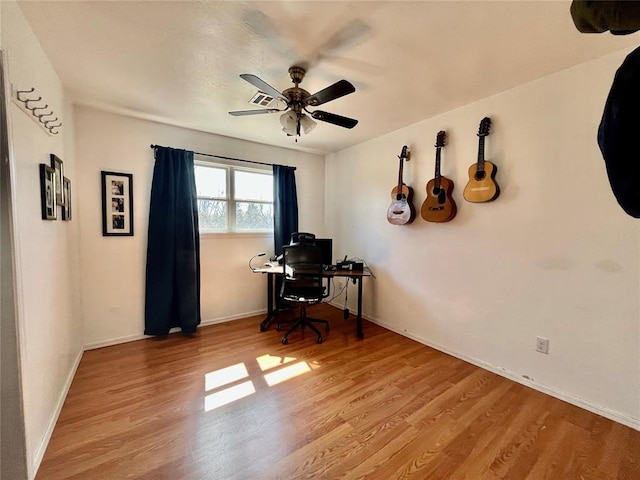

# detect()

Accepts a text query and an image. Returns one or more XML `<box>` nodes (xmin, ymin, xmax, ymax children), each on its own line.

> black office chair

<box><xmin>277</xmin><ymin>244</ymin><xmax>329</xmax><ymax>344</ymax></box>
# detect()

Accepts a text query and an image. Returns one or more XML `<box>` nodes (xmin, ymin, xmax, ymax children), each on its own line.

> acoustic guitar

<box><xmin>463</xmin><ymin>117</ymin><xmax>500</xmax><ymax>203</ymax></box>
<box><xmin>421</xmin><ymin>130</ymin><xmax>457</xmax><ymax>222</ymax></box>
<box><xmin>387</xmin><ymin>145</ymin><xmax>415</xmax><ymax>225</ymax></box>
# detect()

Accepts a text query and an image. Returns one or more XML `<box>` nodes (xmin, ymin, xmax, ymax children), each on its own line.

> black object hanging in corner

<box><xmin>598</xmin><ymin>46</ymin><xmax>640</xmax><ymax>218</ymax></box>
<box><xmin>570</xmin><ymin>0</ymin><xmax>640</xmax><ymax>35</ymax></box>
<box><xmin>144</xmin><ymin>146</ymin><xmax>201</xmax><ymax>336</ymax></box>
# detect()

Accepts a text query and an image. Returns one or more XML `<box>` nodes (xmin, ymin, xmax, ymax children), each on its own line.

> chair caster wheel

<box><xmin>281</xmin><ymin>337</ymin><xmax>288</xmax><ymax>345</ymax></box>
<box><xmin>276</xmin><ymin>325</ymin><xmax>281</xmax><ymax>331</ymax></box>
<box><xmin>260</xmin><ymin>325</ymin><xmax>266</xmax><ymax>332</ymax></box>
<box><xmin>325</xmin><ymin>324</ymin><xmax>330</xmax><ymax>332</ymax></box>
<box><xmin>317</xmin><ymin>336</ymin><xmax>323</xmax><ymax>344</ymax></box>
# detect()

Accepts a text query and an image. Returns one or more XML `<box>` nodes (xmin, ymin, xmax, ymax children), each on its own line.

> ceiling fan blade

<box><xmin>304</xmin><ymin>80</ymin><xmax>355</xmax><ymax>107</ymax></box>
<box><xmin>229</xmin><ymin>109</ymin><xmax>280</xmax><ymax>116</ymax></box>
<box><xmin>311</xmin><ymin>110</ymin><xmax>358</xmax><ymax>129</ymax></box>
<box><xmin>239</xmin><ymin>74</ymin><xmax>288</xmax><ymax>103</ymax></box>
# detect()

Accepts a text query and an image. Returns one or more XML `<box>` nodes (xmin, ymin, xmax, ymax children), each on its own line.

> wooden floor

<box><xmin>37</xmin><ymin>304</ymin><xmax>639</xmax><ymax>479</ymax></box>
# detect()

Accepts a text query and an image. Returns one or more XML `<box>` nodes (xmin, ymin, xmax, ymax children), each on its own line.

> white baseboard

<box><xmin>83</xmin><ymin>309</ymin><xmax>267</xmax><ymax>351</ymax></box>
<box><xmin>31</xmin><ymin>348</ymin><xmax>84</xmax><ymax>478</ymax></box>
<box><xmin>362</xmin><ymin>313</ymin><xmax>640</xmax><ymax>432</ymax></box>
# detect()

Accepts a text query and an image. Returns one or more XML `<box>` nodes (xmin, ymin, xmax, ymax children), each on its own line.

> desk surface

<box><xmin>254</xmin><ymin>265</ymin><xmax>371</xmax><ymax>277</ymax></box>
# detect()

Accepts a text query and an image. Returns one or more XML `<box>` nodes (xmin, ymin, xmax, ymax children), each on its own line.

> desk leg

<box><xmin>260</xmin><ymin>273</ymin><xmax>277</xmax><ymax>332</ymax></box>
<box><xmin>356</xmin><ymin>276</ymin><xmax>364</xmax><ymax>338</ymax></box>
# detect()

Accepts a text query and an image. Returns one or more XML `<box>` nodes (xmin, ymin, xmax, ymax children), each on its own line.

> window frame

<box><xmin>195</xmin><ymin>160</ymin><xmax>274</xmax><ymax>236</ymax></box>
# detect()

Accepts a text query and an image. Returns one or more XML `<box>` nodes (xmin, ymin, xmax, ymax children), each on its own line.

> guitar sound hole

<box><xmin>474</xmin><ymin>171</ymin><xmax>486</xmax><ymax>181</ymax></box>
<box><xmin>431</xmin><ymin>188</ymin><xmax>441</xmax><ymax>196</ymax></box>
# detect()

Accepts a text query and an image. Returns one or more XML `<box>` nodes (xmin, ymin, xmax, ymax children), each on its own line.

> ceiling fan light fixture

<box><xmin>280</xmin><ymin>110</ymin><xmax>298</xmax><ymax>135</ymax></box>
<box><xmin>299</xmin><ymin>114</ymin><xmax>317</xmax><ymax>134</ymax></box>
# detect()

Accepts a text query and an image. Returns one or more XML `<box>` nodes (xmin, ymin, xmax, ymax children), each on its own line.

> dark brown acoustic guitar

<box><xmin>421</xmin><ymin>130</ymin><xmax>457</xmax><ymax>222</ymax></box>
<box><xmin>387</xmin><ymin>145</ymin><xmax>415</xmax><ymax>225</ymax></box>
<box><xmin>463</xmin><ymin>117</ymin><xmax>500</xmax><ymax>203</ymax></box>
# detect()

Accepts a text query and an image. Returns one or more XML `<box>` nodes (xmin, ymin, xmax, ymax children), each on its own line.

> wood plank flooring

<box><xmin>37</xmin><ymin>304</ymin><xmax>640</xmax><ymax>479</ymax></box>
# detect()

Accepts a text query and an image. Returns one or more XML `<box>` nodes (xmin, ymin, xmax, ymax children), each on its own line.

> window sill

<box><xmin>200</xmin><ymin>231</ymin><xmax>273</xmax><ymax>239</ymax></box>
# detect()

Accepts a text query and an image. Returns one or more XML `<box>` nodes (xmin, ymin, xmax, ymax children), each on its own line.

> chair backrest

<box><xmin>280</xmin><ymin>244</ymin><xmax>324</xmax><ymax>303</ymax></box>
<box><xmin>289</xmin><ymin>232</ymin><xmax>316</xmax><ymax>245</ymax></box>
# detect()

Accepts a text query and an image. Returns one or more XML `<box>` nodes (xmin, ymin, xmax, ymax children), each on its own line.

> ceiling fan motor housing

<box><xmin>288</xmin><ymin>66</ymin><xmax>306</xmax><ymax>85</ymax></box>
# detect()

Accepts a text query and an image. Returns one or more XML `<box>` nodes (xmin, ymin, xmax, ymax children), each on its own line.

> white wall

<box><xmin>1</xmin><ymin>2</ymin><xmax>83</xmax><ymax>477</ymax></box>
<box><xmin>326</xmin><ymin>47</ymin><xmax>640</xmax><ymax>428</ymax></box>
<box><xmin>74</xmin><ymin>107</ymin><xmax>325</xmax><ymax>348</ymax></box>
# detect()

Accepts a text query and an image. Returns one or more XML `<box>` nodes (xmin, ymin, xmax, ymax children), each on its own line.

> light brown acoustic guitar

<box><xmin>387</xmin><ymin>145</ymin><xmax>415</xmax><ymax>225</ymax></box>
<box><xmin>463</xmin><ymin>117</ymin><xmax>500</xmax><ymax>203</ymax></box>
<box><xmin>421</xmin><ymin>130</ymin><xmax>457</xmax><ymax>222</ymax></box>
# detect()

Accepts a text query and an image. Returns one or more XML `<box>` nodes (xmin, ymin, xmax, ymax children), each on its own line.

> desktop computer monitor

<box><xmin>314</xmin><ymin>238</ymin><xmax>333</xmax><ymax>266</ymax></box>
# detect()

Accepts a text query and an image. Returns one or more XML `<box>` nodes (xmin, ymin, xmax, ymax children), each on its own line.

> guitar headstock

<box><xmin>399</xmin><ymin>145</ymin><xmax>410</xmax><ymax>161</ymax></box>
<box><xmin>478</xmin><ymin>117</ymin><xmax>491</xmax><ymax>137</ymax></box>
<box><xmin>435</xmin><ymin>130</ymin><xmax>446</xmax><ymax>148</ymax></box>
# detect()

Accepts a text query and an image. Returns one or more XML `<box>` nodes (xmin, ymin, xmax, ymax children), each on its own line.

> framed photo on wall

<box><xmin>101</xmin><ymin>170</ymin><xmax>133</xmax><ymax>236</ymax></box>
<box><xmin>50</xmin><ymin>154</ymin><xmax>64</xmax><ymax>206</ymax></box>
<box><xmin>40</xmin><ymin>163</ymin><xmax>57</xmax><ymax>220</ymax></box>
<box><xmin>62</xmin><ymin>177</ymin><xmax>72</xmax><ymax>221</ymax></box>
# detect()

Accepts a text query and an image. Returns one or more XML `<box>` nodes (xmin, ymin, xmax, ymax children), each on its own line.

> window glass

<box><xmin>195</xmin><ymin>165</ymin><xmax>226</xmax><ymax>198</ymax></box>
<box><xmin>236</xmin><ymin>202</ymin><xmax>273</xmax><ymax>231</ymax></box>
<box><xmin>195</xmin><ymin>162</ymin><xmax>273</xmax><ymax>233</ymax></box>
<box><xmin>198</xmin><ymin>199</ymin><xmax>227</xmax><ymax>230</ymax></box>
<box><xmin>235</xmin><ymin>171</ymin><xmax>273</xmax><ymax>202</ymax></box>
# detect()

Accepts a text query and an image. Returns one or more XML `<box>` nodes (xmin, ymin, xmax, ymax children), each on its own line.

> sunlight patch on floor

<box><xmin>263</xmin><ymin>361</ymin><xmax>311</xmax><ymax>386</ymax></box>
<box><xmin>205</xmin><ymin>362</ymin><xmax>249</xmax><ymax>391</ymax></box>
<box><xmin>256</xmin><ymin>353</ymin><xmax>297</xmax><ymax>371</ymax></box>
<box><xmin>204</xmin><ymin>381</ymin><xmax>256</xmax><ymax>411</ymax></box>
<box><xmin>203</xmin><ymin>355</ymin><xmax>315</xmax><ymax>411</ymax></box>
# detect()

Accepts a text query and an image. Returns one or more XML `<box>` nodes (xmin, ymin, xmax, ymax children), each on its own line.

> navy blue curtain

<box><xmin>273</xmin><ymin>165</ymin><xmax>298</xmax><ymax>309</ymax></box>
<box><xmin>273</xmin><ymin>165</ymin><xmax>298</xmax><ymax>255</ymax></box>
<box><xmin>144</xmin><ymin>147</ymin><xmax>201</xmax><ymax>336</ymax></box>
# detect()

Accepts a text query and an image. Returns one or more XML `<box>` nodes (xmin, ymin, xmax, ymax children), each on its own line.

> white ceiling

<box><xmin>17</xmin><ymin>1</ymin><xmax>640</xmax><ymax>154</ymax></box>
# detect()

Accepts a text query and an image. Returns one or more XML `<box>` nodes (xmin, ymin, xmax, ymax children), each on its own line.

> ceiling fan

<box><xmin>229</xmin><ymin>66</ymin><xmax>358</xmax><ymax>138</ymax></box>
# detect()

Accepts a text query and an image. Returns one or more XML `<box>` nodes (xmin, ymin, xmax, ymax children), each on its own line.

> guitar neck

<box><xmin>434</xmin><ymin>147</ymin><xmax>442</xmax><ymax>189</ymax></box>
<box><xmin>397</xmin><ymin>158</ymin><xmax>404</xmax><ymax>193</ymax></box>
<box><xmin>477</xmin><ymin>136</ymin><xmax>486</xmax><ymax>172</ymax></box>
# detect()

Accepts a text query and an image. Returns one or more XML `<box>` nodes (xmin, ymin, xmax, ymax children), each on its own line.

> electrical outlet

<box><xmin>536</xmin><ymin>337</ymin><xmax>549</xmax><ymax>354</ymax></box>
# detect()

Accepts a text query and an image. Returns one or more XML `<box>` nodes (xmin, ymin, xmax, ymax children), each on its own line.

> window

<box><xmin>195</xmin><ymin>162</ymin><xmax>273</xmax><ymax>233</ymax></box>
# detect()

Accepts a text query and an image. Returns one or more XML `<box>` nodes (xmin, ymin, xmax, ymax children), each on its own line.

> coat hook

<box><xmin>43</xmin><ymin>117</ymin><xmax>58</xmax><ymax>126</ymax></box>
<box><xmin>16</xmin><ymin>87</ymin><xmax>35</xmax><ymax>102</ymax></box>
<box><xmin>46</xmin><ymin>121</ymin><xmax>62</xmax><ymax>129</ymax></box>
<box><xmin>36</xmin><ymin>111</ymin><xmax>54</xmax><ymax>120</ymax></box>
<box><xmin>24</xmin><ymin>98</ymin><xmax>43</xmax><ymax>111</ymax></box>
<box><xmin>32</xmin><ymin>105</ymin><xmax>49</xmax><ymax>118</ymax></box>
<box><xmin>49</xmin><ymin>128</ymin><xmax>60</xmax><ymax>135</ymax></box>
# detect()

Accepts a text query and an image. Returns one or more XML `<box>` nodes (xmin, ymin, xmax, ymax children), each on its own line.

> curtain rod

<box><xmin>149</xmin><ymin>144</ymin><xmax>296</xmax><ymax>171</ymax></box>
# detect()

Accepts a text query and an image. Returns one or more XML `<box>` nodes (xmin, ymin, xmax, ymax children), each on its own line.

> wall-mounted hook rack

<box><xmin>11</xmin><ymin>85</ymin><xmax>61</xmax><ymax>136</ymax></box>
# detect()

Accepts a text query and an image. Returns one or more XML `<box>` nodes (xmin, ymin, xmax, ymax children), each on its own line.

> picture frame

<box><xmin>62</xmin><ymin>177</ymin><xmax>72</xmax><ymax>221</ymax></box>
<box><xmin>50</xmin><ymin>154</ymin><xmax>64</xmax><ymax>206</ymax></box>
<box><xmin>40</xmin><ymin>163</ymin><xmax>57</xmax><ymax>220</ymax></box>
<box><xmin>101</xmin><ymin>170</ymin><xmax>133</xmax><ymax>236</ymax></box>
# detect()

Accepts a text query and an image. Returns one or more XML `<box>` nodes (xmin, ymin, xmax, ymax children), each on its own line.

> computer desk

<box><xmin>253</xmin><ymin>265</ymin><xmax>372</xmax><ymax>338</ymax></box>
